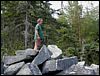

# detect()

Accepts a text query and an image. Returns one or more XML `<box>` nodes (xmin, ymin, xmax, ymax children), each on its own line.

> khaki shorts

<box><xmin>36</xmin><ymin>38</ymin><xmax>42</xmax><ymax>46</ymax></box>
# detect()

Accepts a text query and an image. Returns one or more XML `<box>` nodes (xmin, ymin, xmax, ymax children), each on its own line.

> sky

<box><xmin>49</xmin><ymin>1</ymin><xmax>99</xmax><ymax>18</ymax></box>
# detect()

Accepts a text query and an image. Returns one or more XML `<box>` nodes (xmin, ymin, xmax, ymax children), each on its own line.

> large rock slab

<box><xmin>16</xmin><ymin>63</ymin><xmax>32</xmax><ymax>75</ymax></box>
<box><xmin>4</xmin><ymin>62</ymin><xmax>25</xmax><ymax>75</ymax></box>
<box><xmin>90</xmin><ymin>64</ymin><xmax>99</xmax><ymax>75</ymax></box>
<box><xmin>32</xmin><ymin>45</ymin><xmax>52</xmax><ymax>65</ymax></box>
<box><xmin>1</xmin><ymin>62</ymin><xmax>4</xmax><ymax>74</ymax></box>
<box><xmin>29</xmin><ymin>63</ymin><xmax>42</xmax><ymax>75</ymax></box>
<box><xmin>42</xmin><ymin>56</ymin><xmax>78</xmax><ymax>74</ymax></box>
<box><xmin>77</xmin><ymin>61</ymin><xmax>85</xmax><ymax>67</ymax></box>
<box><xmin>73</xmin><ymin>64</ymin><xmax>96</xmax><ymax>75</ymax></box>
<box><xmin>17</xmin><ymin>63</ymin><xmax>42</xmax><ymax>75</ymax></box>
<box><xmin>57</xmin><ymin>62</ymin><xmax>96</xmax><ymax>75</ymax></box>
<box><xmin>57</xmin><ymin>56</ymin><xmax>78</xmax><ymax>70</ymax></box>
<box><xmin>68</xmin><ymin>71</ymin><xmax>76</xmax><ymax>75</ymax></box>
<box><xmin>56</xmin><ymin>64</ymin><xmax>76</xmax><ymax>75</ymax></box>
<box><xmin>15</xmin><ymin>48</ymin><xmax>38</xmax><ymax>56</ymax></box>
<box><xmin>79</xmin><ymin>66</ymin><xmax>96</xmax><ymax>75</ymax></box>
<box><xmin>42</xmin><ymin>59</ymin><xmax>57</xmax><ymax>74</ymax></box>
<box><xmin>47</xmin><ymin>45</ymin><xmax>62</xmax><ymax>59</ymax></box>
<box><xmin>2</xmin><ymin>64</ymin><xmax>9</xmax><ymax>74</ymax></box>
<box><xmin>3</xmin><ymin>55</ymin><xmax>32</xmax><ymax>65</ymax></box>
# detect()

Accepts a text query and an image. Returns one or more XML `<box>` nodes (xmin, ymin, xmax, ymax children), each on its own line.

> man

<box><xmin>33</xmin><ymin>18</ymin><xmax>44</xmax><ymax>51</ymax></box>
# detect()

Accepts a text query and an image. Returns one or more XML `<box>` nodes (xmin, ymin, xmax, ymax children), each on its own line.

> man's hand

<box><xmin>37</xmin><ymin>36</ymin><xmax>40</xmax><ymax>39</ymax></box>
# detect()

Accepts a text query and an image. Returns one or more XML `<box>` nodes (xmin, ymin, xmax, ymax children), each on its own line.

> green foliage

<box><xmin>56</xmin><ymin>1</ymin><xmax>99</xmax><ymax>65</ymax></box>
<box><xmin>84</xmin><ymin>42</ymin><xmax>99</xmax><ymax>65</ymax></box>
<box><xmin>1</xmin><ymin>1</ymin><xmax>55</xmax><ymax>56</ymax></box>
<box><xmin>1</xmin><ymin>1</ymin><xmax>99</xmax><ymax>65</ymax></box>
<box><xmin>65</xmin><ymin>47</ymin><xmax>76</xmax><ymax>57</ymax></box>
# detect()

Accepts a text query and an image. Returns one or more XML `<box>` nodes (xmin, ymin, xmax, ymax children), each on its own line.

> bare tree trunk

<box><xmin>25</xmin><ymin>1</ymin><xmax>28</xmax><ymax>49</ymax></box>
<box><xmin>80</xmin><ymin>39</ymin><xmax>85</xmax><ymax>61</ymax></box>
<box><xmin>2</xmin><ymin>12</ymin><xmax>4</xmax><ymax>47</ymax></box>
<box><xmin>61</xmin><ymin>1</ymin><xmax>63</xmax><ymax>11</ymax></box>
<box><xmin>25</xmin><ymin>12</ymin><xmax>28</xmax><ymax>48</ymax></box>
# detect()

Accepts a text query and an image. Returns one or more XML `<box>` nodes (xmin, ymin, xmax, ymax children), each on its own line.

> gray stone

<box><xmin>1</xmin><ymin>62</ymin><xmax>4</xmax><ymax>74</ymax></box>
<box><xmin>17</xmin><ymin>63</ymin><xmax>42</xmax><ymax>75</ymax></box>
<box><xmin>80</xmin><ymin>66</ymin><xmax>96</xmax><ymax>75</ymax></box>
<box><xmin>16</xmin><ymin>63</ymin><xmax>32</xmax><ymax>75</ymax></box>
<box><xmin>32</xmin><ymin>45</ymin><xmax>52</xmax><ymax>65</ymax></box>
<box><xmin>1</xmin><ymin>74</ymin><xmax>4</xmax><ymax>75</ymax></box>
<box><xmin>3</xmin><ymin>64</ymin><xmax>9</xmax><ymax>72</ymax></box>
<box><xmin>57</xmin><ymin>62</ymin><xmax>96</xmax><ymax>75</ymax></box>
<box><xmin>29</xmin><ymin>63</ymin><xmax>42</xmax><ymax>75</ymax></box>
<box><xmin>68</xmin><ymin>71</ymin><xmax>76</xmax><ymax>75</ymax></box>
<box><xmin>47</xmin><ymin>45</ymin><xmax>62</xmax><ymax>59</ymax></box>
<box><xmin>73</xmin><ymin>65</ymin><xmax>96</xmax><ymax>75</ymax></box>
<box><xmin>42</xmin><ymin>56</ymin><xmax>78</xmax><ymax>74</ymax></box>
<box><xmin>77</xmin><ymin>61</ymin><xmax>85</xmax><ymax>67</ymax></box>
<box><xmin>56</xmin><ymin>64</ymin><xmax>76</xmax><ymax>75</ymax></box>
<box><xmin>90</xmin><ymin>64</ymin><xmax>99</xmax><ymax>75</ymax></box>
<box><xmin>3</xmin><ymin>55</ymin><xmax>31</xmax><ymax>65</ymax></box>
<box><xmin>4</xmin><ymin>62</ymin><xmax>25</xmax><ymax>75</ymax></box>
<box><xmin>57</xmin><ymin>56</ymin><xmax>78</xmax><ymax>70</ymax></box>
<box><xmin>42</xmin><ymin>59</ymin><xmax>57</xmax><ymax>74</ymax></box>
<box><xmin>16</xmin><ymin>48</ymin><xmax>38</xmax><ymax>56</ymax></box>
<box><xmin>15</xmin><ymin>50</ymin><xmax>26</xmax><ymax>55</ymax></box>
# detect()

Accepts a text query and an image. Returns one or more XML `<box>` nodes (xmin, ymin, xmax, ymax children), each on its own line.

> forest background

<box><xmin>1</xmin><ymin>1</ymin><xmax>99</xmax><ymax>65</ymax></box>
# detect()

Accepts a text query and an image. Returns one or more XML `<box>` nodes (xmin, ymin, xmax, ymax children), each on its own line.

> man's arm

<box><xmin>36</xmin><ymin>29</ymin><xmax>40</xmax><ymax>38</ymax></box>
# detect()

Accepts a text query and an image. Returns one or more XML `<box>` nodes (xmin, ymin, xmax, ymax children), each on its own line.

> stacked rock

<box><xmin>1</xmin><ymin>45</ymin><xmax>99</xmax><ymax>75</ymax></box>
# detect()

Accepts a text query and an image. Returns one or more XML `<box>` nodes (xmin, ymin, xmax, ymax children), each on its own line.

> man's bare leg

<box><xmin>33</xmin><ymin>41</ymin><xmax>38</xmax><ymax>50</ymax></box>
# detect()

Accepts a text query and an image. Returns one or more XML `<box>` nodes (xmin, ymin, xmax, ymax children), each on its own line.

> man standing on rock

<box><xmin>33</xmin><ymin>18</ymin><xmax>44</xmax><ymax>51</ymax></box>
